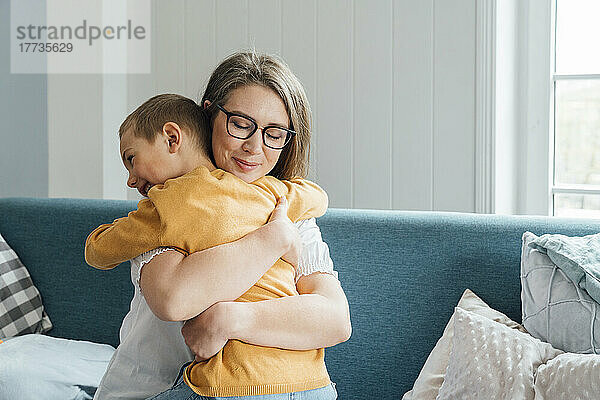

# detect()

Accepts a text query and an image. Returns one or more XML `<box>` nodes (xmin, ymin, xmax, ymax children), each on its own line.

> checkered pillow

<box><xmin>0</xmin><ymin>233</ymin><xmax>52</xmax><ymax>338</ymax></box>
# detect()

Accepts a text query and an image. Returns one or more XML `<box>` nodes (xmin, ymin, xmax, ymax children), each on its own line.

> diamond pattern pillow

<box><xmin>521</xmin><ymin>231</ymin><xmax>600</xmax><ymax>353</ymax></box>
<box><xmin>0</xmin><ymin>233</ymin><xmax>52</xmax><ymax>337</ymax></box>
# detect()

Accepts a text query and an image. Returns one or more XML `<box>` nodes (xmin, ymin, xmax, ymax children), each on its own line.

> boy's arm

<box><xmin>256</xmin><ymin>177</ymin><xmax>329</xmax><ymax>222</ymax></box>
<box><xmin>85</xmin><ymin>199</ymin><xmax>164</xmax><ymax>269</ymax></box>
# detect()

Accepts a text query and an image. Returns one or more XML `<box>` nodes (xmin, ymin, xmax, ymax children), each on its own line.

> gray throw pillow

<box><xmin>0</xmin><ymin>233</ymin><xmax>52</xmax><ymax>338</ymax></box>
<box><xmin>521</xmin><ymin>231</ymin><xmax>600</xmax><ymax>353</ymax></box>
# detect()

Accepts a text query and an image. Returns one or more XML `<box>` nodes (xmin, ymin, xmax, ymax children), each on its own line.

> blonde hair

<box><xmin>201</xmin><ymin>51</ymin><xmax>311</xmax><ymax>179</ymax></box>
<box><xmin>120</xmin><ymin>94</ymin><xmax>209</xmax><ymax>154</ymax></box>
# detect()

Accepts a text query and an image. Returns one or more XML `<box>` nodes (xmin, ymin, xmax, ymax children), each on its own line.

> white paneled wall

<box><xmin>432</xmin><ymin>0</ymin><xmax>476</xmax><ymax>211</ymax></box>
<box><xmin>48</xmin><ymin>75</ymin><xmax>104</xmax><ymax>198</ymax></box>
<box><xmin>353</xmin><ymin>0</ymin><xmax>393</xmax><ymax>209</ymax></box>
<box><xmin>393</xmin><ymin>0</ymin><xmax>433</xmax><ymax>210</ymax></box>
<box><xmin>316</xmin><ymin>1</ymin><xmax>353</xmax><ymax>208</ymax></box>
<box><xmin>48</xmin><ymin>0</ymin><xmax>479</xmax><ymax>211</ymax></box>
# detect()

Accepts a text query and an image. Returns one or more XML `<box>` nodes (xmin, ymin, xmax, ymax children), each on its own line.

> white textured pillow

<box><xmin>436</xmin><ymin>308</ymin><xmax>562</xmax><ymax>400</ymax></box>
<box><xmin>521</xmin><ymin>231</ymin><xmax>600</xmax><ymax>353</ymax></box>
<box><xmin>403</xmin><ymin>289</ymin><xmax>527</xmax><ymax>400</ymax></box>
<box><xmin>535</xmin><ymin>352</ymin><xmax>600</xmax><ymax>399</ymax></box>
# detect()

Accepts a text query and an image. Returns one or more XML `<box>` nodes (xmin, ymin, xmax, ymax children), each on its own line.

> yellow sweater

<box><xmin>85</xmin><ymin>166</ymin><xmax>331</xmax><ymax>396</ymax></box>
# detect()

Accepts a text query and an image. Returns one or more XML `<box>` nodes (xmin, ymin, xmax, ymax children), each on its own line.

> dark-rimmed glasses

<box><xmin>216</xmin><ymin>104</ymin><xmax>296</xmax><ymax>150</ymax></box>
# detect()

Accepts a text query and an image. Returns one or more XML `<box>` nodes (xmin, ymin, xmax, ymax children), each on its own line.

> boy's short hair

<box><xmin>119</xmin><ymin>94</ymin><xmax>209</xmax><ymax>153</ymax></box>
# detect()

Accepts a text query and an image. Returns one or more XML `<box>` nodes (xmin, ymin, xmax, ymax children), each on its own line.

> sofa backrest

<box><xmin>315</xmin><ymin>210</ymin><xmax>600</xmax><ymax>399</ymax></box>
<box><xmin>2</xmin><ymin>198</ymin><xmax>600</xmax><ymax>399</ymax></box>
<box><xmin>0</xmin><ymin>198</ymin><xmax>134</xmax><ymax>344</ymax></box>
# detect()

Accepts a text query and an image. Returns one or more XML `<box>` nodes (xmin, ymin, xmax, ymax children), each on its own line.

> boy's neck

<box><xmin>186</xmin><ymin>153</ymin><xmax>216</xmax><ymax>174</ymax></box>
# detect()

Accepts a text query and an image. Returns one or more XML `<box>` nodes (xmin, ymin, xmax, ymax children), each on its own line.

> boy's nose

<box><xmin>127</xmin><ymin>174</ymin><xmax>137</xmax><ymax>188</ymax></box>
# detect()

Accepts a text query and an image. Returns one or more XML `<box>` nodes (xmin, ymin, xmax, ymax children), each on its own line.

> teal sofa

<box><xmin>2</xmin><ymin>197</ymin><xmax>600</xmax><ymax>399</ymax></box>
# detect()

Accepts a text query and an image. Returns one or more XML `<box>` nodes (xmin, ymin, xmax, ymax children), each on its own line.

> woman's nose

<box><xmin>242</xmin><ymin>129</ymin><xmax>263</xmax><ymax>154</ymax></box>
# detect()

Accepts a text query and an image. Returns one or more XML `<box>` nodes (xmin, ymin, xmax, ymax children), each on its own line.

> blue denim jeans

<box><xmin>146</xmin><ymin>364</ymin><xmax>338</xmax><ymax>400</ymax></box>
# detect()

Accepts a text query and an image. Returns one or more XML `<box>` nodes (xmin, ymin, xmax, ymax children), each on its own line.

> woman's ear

<box><xmin>203</xmin><ymin>100</ymin><xmax>211</xmax><ymax>110</ymax></box>
<box><xmin>162</xmin><ymin>122</ymin><xmax>183</xmax><ymax>153</ymax></box>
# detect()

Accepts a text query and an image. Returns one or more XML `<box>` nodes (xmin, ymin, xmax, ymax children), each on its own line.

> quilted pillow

<box><xmin>437</xmin><ymin>308</ymin><xmax>562</xmax><ymax>400</ymax></box>
<box><xmin>0</xmin><ymin>233</ymin><xmax>52</xmax><ymax>337</ymax></box>
<box><xmin>521</xmin><ymin>231</ymin><xmax>600</xmax><ymax>353</ymax></box>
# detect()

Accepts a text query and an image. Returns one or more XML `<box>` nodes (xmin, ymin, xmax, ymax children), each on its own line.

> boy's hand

<box><xmin>267</xmin><ymin>196</ymin><xmax>302</xmax><ymax>269</ymax></box>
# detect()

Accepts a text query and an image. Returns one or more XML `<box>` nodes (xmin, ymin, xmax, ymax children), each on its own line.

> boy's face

<box><xmin>119</xmin><ymin>128</ymin><xmax>184</xmax><ymax>197</ymax></box>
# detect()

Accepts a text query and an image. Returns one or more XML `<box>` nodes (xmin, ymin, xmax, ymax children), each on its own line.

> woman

<box><xmin>95</xmin><ymin>52</ymin><xmax>350</xmax><ymax>400</ymax></box>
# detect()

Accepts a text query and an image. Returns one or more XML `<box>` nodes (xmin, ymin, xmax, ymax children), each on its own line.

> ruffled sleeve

<box><xmin>132</xmin><ymin>247</ymin><xmax>178</xmax><ymax>293</ymax></box>
<box><xmin>294</xmin><ymin>218</ymin><xmax>338</xmax><ymax>283</ymax></box>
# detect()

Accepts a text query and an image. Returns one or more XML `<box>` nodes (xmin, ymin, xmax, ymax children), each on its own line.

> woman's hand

<box><xmin>267</xmin><ymin>196</ymin><xmax>302</xmax><ymax>268</ymax></box>
<box><xmin>181</xmin><ymin>302</ymin><xmax>231</xmax><ymax>361</ymax></box>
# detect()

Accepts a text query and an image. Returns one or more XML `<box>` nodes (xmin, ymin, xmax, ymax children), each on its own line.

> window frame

<box><xmin>550</xmin><ymin>0</ymin><xmax>600</xmax><ymax>215</ymax></box>
<box><xmin>519</xmin><ymin>0</ymin><xmax>553</xmax><ymax>216</ymax></box>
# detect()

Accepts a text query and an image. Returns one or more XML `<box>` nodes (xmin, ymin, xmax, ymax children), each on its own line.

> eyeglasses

<box><xmin>216</xmin><ymin>104</ymin><xmax>296</xmax><ymax>150</ymax></box>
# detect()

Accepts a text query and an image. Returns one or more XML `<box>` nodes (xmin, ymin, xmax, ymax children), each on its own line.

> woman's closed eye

<box><xmin>233</xmin><ymin>120</ymin><xmax>253</xmax><ymax>130</ymax></box>
<box><xmin>267</xmin><ymin>131</ymin><xmax>284</xmax><ymax>140</ymax></box>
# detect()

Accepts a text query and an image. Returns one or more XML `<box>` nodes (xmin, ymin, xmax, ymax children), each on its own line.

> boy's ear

<box><xmin>203</xmin><ymin>100</ymin><xmax>211</xmax><ymax>109</ymax></box>
<box><xmin>162</xmin><ymin>122</ymin><xmax>182</xmax><ymax>153</ymax></box>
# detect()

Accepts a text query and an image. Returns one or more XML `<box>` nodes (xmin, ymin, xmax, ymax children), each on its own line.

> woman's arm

<box><xmin>180</xmin><ymin>272</ymin><xmax>351</xmax><ymax>360</ymax></box>
<box><xmin>232</xmin><ymin>271</ymin><xmax>351</xmax><ymax>349</ymax></box>
<box><xmin>180</xmin><ymin>219</ymin><xmax>352</xmax><ymax>359</ymax></box>
<box><xmin>140</xmin><ymin>197</ymin><xmax>300</xmax><ymax>321</ymax></box>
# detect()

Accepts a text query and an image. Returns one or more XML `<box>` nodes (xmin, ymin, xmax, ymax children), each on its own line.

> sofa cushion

<box><xmin>521</xmin><ymin>231</ymin><xmax>600</xmax><ymax>353</ymax></box>
<box><xmin>402</xmin><ymin>289</ymin><xmax>527</xmax><ymax>400</ymax></box>
<box><xmin>437</xmin><ymin>308</ymin><xmax>562</xmax><ymax>400</ymax></box>
<box><xmin>0</xmin><ymin>233</ymin><xmax>52</xmax><ymax>338</ymax></box>
<box><xmin>534</xmin><ymin>352</ymin><xmax>600</xmax><ymax>398</ymax></box>
<box><xmin>0</xmin><ymin>334</ymin><xmax>114</xmax><ymax>399</ymax></box>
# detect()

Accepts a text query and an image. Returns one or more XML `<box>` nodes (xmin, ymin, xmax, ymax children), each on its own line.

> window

<box><xmin>552</xmin><ymin>0</ymin><xmax>600</xmax><ymax>217</ymax></box>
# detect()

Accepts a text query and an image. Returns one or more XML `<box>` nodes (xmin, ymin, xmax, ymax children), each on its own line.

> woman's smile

<box><xmin>233</xmin><ymin>157</ymin><xmax>261</xmax><ymax>171</ymax></box>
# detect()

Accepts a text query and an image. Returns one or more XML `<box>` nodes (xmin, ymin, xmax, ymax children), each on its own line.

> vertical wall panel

<box><xmin>185</xmin><ymin>0</ymin><xmax>217</xmax><ymax>101</ymax></box>
<box><xmin>248</xmin><ymin>0</ymin><xmax>282</xmax><ymax>55</ymax></box>
<box><xmin>216</xmin><ymin>0</ymin><xmax>249</xmax><ymax>60</ymax></box>
<box><xmin>46</xmin><ymin>2</ymin><xmax>104</xmax><ymax>199</ymax></box>
<box><xmin>316</xmin><ymin>0</ymin><xmax>353</xmax><ymax>208</ymax></box>
<box><xmin>48</xmin><ymin>75</ymin><xmax>103</xmax><ymax>198</ymax></box>
<box><xmin>353</xmin><ymin>0</ymin><xmax>393</xmax><ymax>209</ymax></box>
<box><xmin>281</xmin><ymin>0</ymin><xmax>317</xmax><ymax>179</ymax></box>
<box><xmin>102</xmin><ymin>75</ymin><xmax>128</xmax><ymax>200</ymax></box>
<box><xmin>154</xmin><ymin>0</ymin><xmax>185</xmax><ymax>94</ymax></box>
<box><xmin>0</xmin><ymin>0</ymin><xmax>48</xmax><ymax>197</ymax></box>
<box><xmin>433</xmin><ymin>0</ymin><xmax>476</xmax><ymax>212</ymax></box>
<box><xmin>393</xmin><ymin>0</ymin><xmax>434</xmax><ymax>210</ymax></box>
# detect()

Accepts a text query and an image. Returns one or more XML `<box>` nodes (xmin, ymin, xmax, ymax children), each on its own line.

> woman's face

<box><xmin>211</xmin><ymin>84</ymin><xmax>289</xmax><ymax>183</ymax></box>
